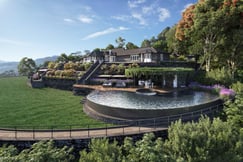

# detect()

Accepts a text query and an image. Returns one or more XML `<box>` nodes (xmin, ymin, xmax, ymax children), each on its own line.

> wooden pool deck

<box><xmin>73</xmin><ymin>84</ymin><xmax>173</xmax><ymax>94</ymax></box>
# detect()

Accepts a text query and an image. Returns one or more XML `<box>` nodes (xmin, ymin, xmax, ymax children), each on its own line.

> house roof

<box><xmin>106</xmin><ymin>47</ymin><xmax>158</xmax><ymax>56</ymax></box>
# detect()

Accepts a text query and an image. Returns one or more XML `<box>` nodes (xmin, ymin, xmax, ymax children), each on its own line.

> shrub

<box><xmin>177</xmin><ymin>55</ymin><xmax>187</xmax><ymax>61</ymax></box>
<box><xmin>62</xmin><ymin>69</ymin><xmax>76</xmax><ymax>77</ymax></box>
<box><xmin>117</xmin><ymin>63</ymin><xmax>125</xmax><ymax>74</ymax></box>
<box><xmin>54</xmin><ymin>70</ymin><xmax>62</xmax><ymax>77</ymax></box>
<box><xmin>47</xmin><ymin>62</ymin><xmax>56</xmax><ymax>69</ymax></box>
<box><xmin>46</xmin><ymin>70</ymin><xmax>55</xmax><ymax>76</ymax></box>
<box><xmin>84</xmin><ymin>63</ymin><xmax>92</xmax><ymax>71</ymax></box>
<box><xmin>194</xmin><ymin>68</ymin><xmax>234</xmax><ymax>86</ymax></box>
<box><xmin>231</xmin><ymin>81</ymin><xmax>243</xmax><ymax>94</ymax></box>
<box><xmin>64</xmin><ymin>62</ymin><xmax>78</xmax><ymax>70</ymax></box>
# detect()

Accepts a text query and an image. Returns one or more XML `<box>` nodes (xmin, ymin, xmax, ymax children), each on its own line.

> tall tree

<box><xmin>126</xmin><ymin>42</ymin><xmax>138</xmax><ymax>49</ymax></box>
<box><xmin>166</xmin><ymin>25</ymin><xmax>189</xmax><ymax>54</ymax></box>
<box><xmin>176</xmin><ymin>0</ymin><xmax>242</xmax><ymax>72</ymax></box>
<box><xmin>157</xmin><ymin>27</ymin><xmax>170</xmax><ymax>40</ymax></box>
<box><xmin>18</xmin><ymin>57</ymin><xmax>36</xmax><ymax>76</ymax></box>
<box><xmin>216</xmin><ymin>0</ymin><xmax>243</xmax><ymax>78</ymax></box>
<box><xmin>56</xmin><ymin>53</ymin><xmax>68</xmax><ymax>63</ymax></box>
<box><xmin>141</xmin><ymin>39</ymin><xmax>151</xmax><ymax>48</ymax></box>
<box><xmin>105</xmin><ymin>44</ymin><xmax>115</xmax><ymax>50</ymax></box>
<box><xmin>115</xmin><ymin>37</ymin><xmax>126</xmax><ymax>48</ymax></box>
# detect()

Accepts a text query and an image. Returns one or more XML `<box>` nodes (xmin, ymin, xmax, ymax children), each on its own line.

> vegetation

<box><xmin>125</xmin><ymin>67</ymin><xmax>194</xmax><ymax>78</ymax></box>
<box><xmin>18</xmin><ymin>57</ymin><xmax>36</xmax><ymax>76</ymax></box>
<box><xmin>176</xmin><ymin>0</ymin><xmax>243</xmax><ymax>75</ymax></box>
<box><xmin>0</xmin><ymin>77</ymin><xmax>106</xmax><ymax>129</ymax></box>
<box><xmin>0</xmin><ymin>140</ymin><xmax>74</xmax><ymax>162</ymax></box>
<box><xmin>46</xmin><ymin>61</ymin><xmax>92</xmax><ymax>79</ymax></box>
<box><xmin>1</xmin><ymin>0</ymin><xmax>242</xmax><ymax>161</ymax></box>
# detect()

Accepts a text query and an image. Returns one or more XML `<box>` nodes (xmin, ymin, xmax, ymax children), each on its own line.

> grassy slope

<box><xmin>0</xmin><ymin>77</ymin><xmax>105</xmax><ymax>129</ymax></box>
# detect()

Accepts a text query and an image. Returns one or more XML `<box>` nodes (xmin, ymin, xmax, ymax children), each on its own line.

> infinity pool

<box><xmin>87</xmin><ymin>90</ymin><xmax>219</xmax><ymax>110</ymax></box>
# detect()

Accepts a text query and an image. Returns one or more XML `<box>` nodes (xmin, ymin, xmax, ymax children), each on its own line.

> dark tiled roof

<box><xmin>106</xmin><ymin>47</ymin><xmax>158</xmax><ymax>56</ymax></box>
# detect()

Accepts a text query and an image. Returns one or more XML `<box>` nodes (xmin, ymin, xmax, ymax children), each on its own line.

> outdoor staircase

<box><xmin>78</xmin><ymin>61</ymin><xmax>103</xmax><ymax>84</ymax></box>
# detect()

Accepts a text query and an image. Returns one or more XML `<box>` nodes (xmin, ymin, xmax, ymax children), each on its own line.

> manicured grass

<box><xmin>0</xmin><ymin>77</ymin><xmax>107</xmax><ymax>129</ymax></box>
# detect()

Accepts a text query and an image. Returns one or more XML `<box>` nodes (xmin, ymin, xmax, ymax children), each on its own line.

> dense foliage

<box><xmin>176</xmin><ymin>0</ymin><xmax>243</xmax><ymax>74</ymax></box>
<box><xmin>18</xmin><ymin>57</ymin><xmax>36</xmax><ymax>76</ymax></box>
<box><xmin>0</xmin><ymin>141</ymin><xmax>74</xmax><ymax>162</ymax></box>
<box><xmin>125</xmin><ymin>67</ymin><xmax>194</xmax><ymax>78</ymax></box>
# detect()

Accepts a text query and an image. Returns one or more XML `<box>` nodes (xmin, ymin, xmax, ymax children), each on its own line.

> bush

<box><xmin>64</xmin><ymin>62</ymin><xmax>78</xmax><ymax>70</ymax></box>
<box><xmin>54</xmin><ymin>70</ymin><xmax>62</xmax><ymax>77</ymax></box>
<box><xmin>231</xmin><ymin>81</ymin><xmax>243</xmax><ymax>94</ymax></box>
<box><xmin>84</xmin><ymin>63</ymin><xmax>92</xmax><ymax>71</ymax></box>
<box><xmin>194</xmin><ymin>68</ymin><xmax>234</xmax><ymax>86</ymax></box>
<box><xmin>46</xmin><ymin>70</ymin><xmax>55</xmax><ymax>76</ymax></box>
<box><xmin>236</xmin><ymin>70</ymin><xmax>243</xmax><ymax>82</ymax></box>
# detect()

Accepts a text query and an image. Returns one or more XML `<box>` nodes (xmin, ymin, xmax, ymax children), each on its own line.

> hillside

<box><xmin>0</xmin><ymin>56</ymin><xmax>58</xmax><ymax>74</ymax></box>
<box><xmin>0</xmin><ymin>62</ymin><xmax>18</xmax><ymax>73</ymax></box>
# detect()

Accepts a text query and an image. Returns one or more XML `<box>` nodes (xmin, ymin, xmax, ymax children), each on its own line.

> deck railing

<box><xmin>0</xmin><ymin>103</ymin><xmax>223</xmax><ymax>140</ymax></box>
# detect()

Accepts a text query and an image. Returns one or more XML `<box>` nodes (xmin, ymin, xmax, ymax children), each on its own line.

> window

<box><xmin>131</xmin><ymin>55</ymin><xmax>139</xmax><ymax>62</ymax></box>
<box><xmin>160</xmin><ymin>54</ymin><xmax>164</xmax><ymax>61</ymax></box>
<box><xmin>144</xmin><ymin>53</ymin><xmax>151</xmax><ymax>62</ymax></box>
<box><xmin>109</xmin><ymin>56</ymin><xmax>116</xmax><ymax>62</ymax></box>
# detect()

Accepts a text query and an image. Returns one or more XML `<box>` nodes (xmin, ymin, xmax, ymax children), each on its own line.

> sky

<box><xmin>0</xmin><ymin>0</ymin><xmax>197</xmax><ymax>62</ymax></box>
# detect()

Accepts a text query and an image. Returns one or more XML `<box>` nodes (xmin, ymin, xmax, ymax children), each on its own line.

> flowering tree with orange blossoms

<box><xmin>176</xmin><ymin>0</ymin><xmax>243</xmax><ymax>73</ymax></box>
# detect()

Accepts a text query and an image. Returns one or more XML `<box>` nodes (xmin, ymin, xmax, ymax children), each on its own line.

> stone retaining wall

<box><xmin>43</xmin><ymin>77</ymin><xmax>76</xmax><ymax>90</ymax></box>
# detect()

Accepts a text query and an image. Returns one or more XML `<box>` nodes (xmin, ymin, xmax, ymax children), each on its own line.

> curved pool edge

<box><xmin>84</xmin><ymin>95</ymin><xmax>223</xmax><ymax>121</ymax></box>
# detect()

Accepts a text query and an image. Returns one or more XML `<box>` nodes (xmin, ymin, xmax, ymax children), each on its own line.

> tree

<box><xmin>115</xmin><ymin>37</ymin><xmax>126</xmax><ymax>48</ymax></box>
<box><xmin>141</xmin><ymin>39</ymin><xmax>151</xmax><ymax>48</ymax></box>
<box><xmin>56</xmin><ymin>53</ymin><xmax>69</xmax><ymax>63</ymax></box>
<box><xmin>18</xmin><ymin>57</ymin><xmax>36</xmax><ymax>76</ymax></box>
<box><xmin>126</xmin><ymin>42</ymin><xmax>138</xmax><ymax>49</ymax></box>
<box><xmin>105</xmin><ymin>44</ymin><xmax>115</xmax><ymax>50</ymax></box>
<box><xmin>176</xmin><ymin>0</ymin><xmax>242</xmax><ymax>72</ymax></box>
<box><xmin>166</xmin><ymin>25</ymin><xmax>189</xmax><ymax>55</ymax></box>
<box><xmin>157</xmin><ymin>27</ymin><xmax>170</xmax><ymax>41</ymax></box>
<box><xmin>152</xmin><ymin>40</ymin><xmax>167</xmax><ymax>51</ymax></box>
<box><xmin>215</xmin><ymin>0</ymin><xmax>243</xmax><ymax>79</ymax></box>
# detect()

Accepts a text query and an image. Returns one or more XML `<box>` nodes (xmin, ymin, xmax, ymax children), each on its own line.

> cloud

<box><xmin>81</xmin><ymin>6</ymin><xmax>92</xmax><ymax>12</ymax></box>
<box><xmin>181</xmin><ymin>3</ymin><xmax>194</xmax><ymax>13</ymax></box>
<box><xmin>111</xmin><ymin>15</ymin><xmax>131</xmax><ymax>22</ymax></box>
<box><xmin>142</xmin><ymin>6</ymin><xmax>153</xmax><ymax>15</ymax></box>
<box><xmin>0</xmin><ymin>38</ymin><xmax>30</xmax><ymax>46</ymax></box>
<box><xmin>158</xmin><ymin>8</ymin><xmax>170</xmax><ymax>22</ymax></box>
<box><xmin>82</xmin><ymin>27</ymin><xmax>129</xmax><ymax>40</ymax></box>
<box><xmin>78</xmin><ymin>15</ymin><xmax>93</xmax><ymax>24</ymax></box>
<box><xmin>128</xmin><ymin>0</ymin><xmax>146</xmax><ymax>8</ymax></box>
<box><xmin>64</xmin><ymin>18</ymin><xmax>74</xmax><ymax>23</ymax></box>
<box><xmin>132</xmin><ymin>13</ymin><xmax>147</xmax><ymax>25</ymax></box>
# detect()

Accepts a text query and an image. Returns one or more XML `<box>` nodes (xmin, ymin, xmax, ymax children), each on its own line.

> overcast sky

<box><xmin>0</xmin><ymin>0</ymin><xmax>197</xmax><ymax>61</ymax></box>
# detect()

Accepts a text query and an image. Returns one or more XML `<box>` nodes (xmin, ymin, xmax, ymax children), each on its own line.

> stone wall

<box><xmin>43</xmin><ymin>77</ymin><xmax>76</xmax><ymax>90</ymax></box>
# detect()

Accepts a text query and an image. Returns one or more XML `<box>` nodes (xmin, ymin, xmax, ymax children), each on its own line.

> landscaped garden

<box><xmin>0</xmin><ymin>77</ymin><xmax>107</xmax><ymax>129</ymax></box>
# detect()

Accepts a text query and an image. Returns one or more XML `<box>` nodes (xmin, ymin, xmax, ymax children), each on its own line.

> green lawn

<box><xmin>0</xmin><ymin>77</ymin><xmax>106</xmax><ymax>129</ymax></box>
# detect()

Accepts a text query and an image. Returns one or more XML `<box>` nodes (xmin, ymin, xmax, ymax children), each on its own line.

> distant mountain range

<box><xmin>35</xmin><ymin>56</ymin><xmax>58</xmax><ymax>66</ymax></box>
<box><xmin>0</xmin><ymin>56</ymin><xmax>58</xmax><ymax>74</ymax></box>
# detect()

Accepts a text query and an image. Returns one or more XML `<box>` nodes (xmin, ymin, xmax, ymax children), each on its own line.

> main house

<box><xmin>81</xmin><ymin>47</ymin><xmax>170</xmax><ymax>64</ymax></box>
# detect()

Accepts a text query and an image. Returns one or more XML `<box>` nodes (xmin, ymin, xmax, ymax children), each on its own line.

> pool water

<box><xmin>87</xmin><ymin>90</ymin><xmax>219</xmax><ymax>110</ymax></box>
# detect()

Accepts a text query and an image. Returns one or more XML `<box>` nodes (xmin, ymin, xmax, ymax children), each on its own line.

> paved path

<box><xmin>0</xmin><ymin>126</ymin><xmax>167</xmax><ymax>141</ymax></box>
